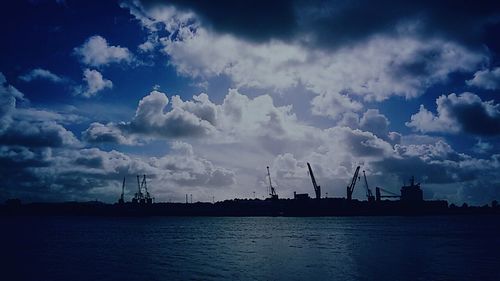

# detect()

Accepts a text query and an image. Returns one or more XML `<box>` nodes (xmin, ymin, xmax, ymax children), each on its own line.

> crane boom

<box><xmin>347</xmin><ymin>166</ymin><xmax>360</xmax><ymax>200</ymax></box>
<box><xmin>307</xmin><ymin>162</ymin><xmax>321</xmax><ymax>199</ymax></box>
<box><xmin>121</xmin><ymin>177</ymin><xmax>125</xmax><ymax>200</ymax></box>
<box><xmin>141</xmin><ymin>174</ymin><xmax>147</xmax><ymax>193</ymax></box>
<box><xmin>136</xmin><ymin>175</ymin><xmax>142</xmax><ymax>197</ymax></box>
<box><xmin>266</xmin><ymin>166</ymin><xmax>278</xmax><ymax>199</ymax></box>
<box><xmin>363</xmin><ymin>171</ymin><xmax>375</xmax><ymax>202</ymax></box>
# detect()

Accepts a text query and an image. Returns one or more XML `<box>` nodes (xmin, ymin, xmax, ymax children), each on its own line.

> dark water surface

<box><xmin>2</xmin><ymin>215</ymin><xmax>500</xmax><ymax>281</ymax></box>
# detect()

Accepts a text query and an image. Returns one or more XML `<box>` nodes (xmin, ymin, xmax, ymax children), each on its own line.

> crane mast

<box><xmin>307</xmin><ymin>162</ymin><xmax>321</xmax><ymax>199</ymax></box>
<box><xmin>362</xmin><ymin>170</ymin><xmax>375</xmax><ymax>202</ymax></box>
<box><xmin>347</xmin><ymin>166</ymin><xmax>360</xmax><ymax>201</ymax></box>
<box><xmin>266</xmin><ymin>166</ymin><xmax>278</xmax><ymax>199</ymax></box>
<box><xmin>132</xmin><ymin>174</ymin><xmax>154</xmax><ymax>204</ymax></box>
<box><xmin>136</xmin><ymin>175</ymin><xmax>142</xmax><ymax>198</ymax></box>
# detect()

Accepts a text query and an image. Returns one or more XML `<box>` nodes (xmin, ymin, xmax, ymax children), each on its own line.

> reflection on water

<box><xmin>3</xmin><ymin>216</ymin><xmax>500</xmax><ymax>281</ymax></box>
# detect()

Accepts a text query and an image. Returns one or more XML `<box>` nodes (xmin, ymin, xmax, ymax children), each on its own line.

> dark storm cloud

<box><xmin>0</xmin><ymin>146</ymin><xmax>51</xmax><ymax>169</ymax></box>
<box><xmin>0</xmin><ymin>120</ymin><xmax>79</xmax><ymax>148</ymax></box>
<box><xmin>139</xmin><ymin>0</ymin><xmax>500</xmax><ymax>48</ymax></box>
<box><xmin>140</xmin><ymin>0</ymin><xmax>297</xmax><ymax>41</ymax></box>
<box><xmin>0</xmin><ymin>72</ymin><xmax>80</xmax><ymax>149</ymax></box>
<box><xmin>300</xmin><ymin>0</ymin><xmax>500</xmax><ymax>49</ymax></box>
<box><xmin>407</xmin><ymin>93</ymin><xmax>500</xmax><ymax>136</ymax></box>
<box><xmin>451</xmin><ymin>101</ymin><xmax>500</xmax><ymax>136</ymax></box>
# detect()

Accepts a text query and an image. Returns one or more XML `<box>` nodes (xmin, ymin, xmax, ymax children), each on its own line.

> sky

<box><xmin>1</xmin><ymin>0</ymin><xmax>500</xmax><ymax>205</ymax></box>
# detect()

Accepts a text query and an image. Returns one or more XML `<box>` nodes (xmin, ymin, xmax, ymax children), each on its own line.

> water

<box><xmin>2</xmin><ymin>215</ymin><xmax>500</xmax><ymax>281</ymax></box>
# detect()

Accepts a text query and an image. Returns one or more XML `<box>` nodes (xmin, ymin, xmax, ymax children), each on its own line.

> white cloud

<box><xmin>79</xmin><ymin>88</ymin><xmax>383</xmax><ymax>199</ymax></box>
<box><xmin>82</xmin><ymin>122</ymin><xmax>137</xmax><ymax>145</ymax></box>
<box><xmin>0</xmin><ymin>72</ymin><xmax>81</xmax><ymax>172</ymax></box>
<box><xmin>19</xmin><ymin>68</ymin><xmax>65</xmax><ymax>83</ymax></box>
<box><xmin>0</xmin><ymin>138</ymin><xmax>236</xmax><ymax>202</ymax></box>
<box><xmin>151</xmin><ymin>141</ymin><xmax>236</xmax><ymax>188</ymax></box>
<box><xmin>127</xmin><ymin>90</ymin><xmax>216</xmax><ymax>137</ymax></box>
<box><xmin>75</xmin><ymin>69</ymin><xmax>113</xmax><ymax>98</ymax></box>
<box><xmin>360</xmin><ymin>110</ymin><xmax>389</xmax><ymax>134</ymax></box>
<box><xmin>6</xmin><ymin>69</ymin><xmax>496</xmax><ymax>204</ymax></box>
<box><xmin>0</xmin><ymin>119</ymin><xmax>80</xmax><ymax>148</ymax></box>
<box><xmin>74</xmin><ymin>35</ymin><xmax>133</xmax><ymax>67</ymax></box>
<box><xmin>466</xmin><ymin>67</ymin><xmax>500</xmax><ymax>90</ymax></box>
<box><xmin>1</xmin><ymin>83</ymin><xmax>236</xmax><ymax>201</ymax></box>
<box><xmin>83</xmin><ymin>88</ymin><xmax>395</xmax><ymax>162</ymax></box>
<box><xmin>0</xmin><ymin>73</ymin><xmax>80</xmax><ymax>148</ymax></box>
<box><xmin>336</xmin><ymin>109</ymin><xmax>396</xmax><ymax>142</ymax></box>
<box><xmin>406</xmin><ymin>104</ymin><xmax>457</xmax><ymax>134</ymax></box>
<box><xmin>122</xmin><ymin>3</ymin><xmax>487</xmax><ymax>119</ymax></box>
<box><xmin>1</xmin><ymin>72</ymin><xmax>24</xmax><ymax>132</ymax></box>
<box><xmin>406</xmin><ymin>92</ymin><xmax>500</xmax><ymax>136</ymax></box>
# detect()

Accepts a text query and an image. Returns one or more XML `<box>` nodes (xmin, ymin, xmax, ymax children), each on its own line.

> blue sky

<box><xmin>1</xmin><ymin>0</ymin><xmax>500</xmax><ymax>205</ymax></box>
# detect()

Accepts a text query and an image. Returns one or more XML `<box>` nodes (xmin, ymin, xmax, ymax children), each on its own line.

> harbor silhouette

<box><xmin>2</xmin><ymin>164</ymin><xmax>499</xmax><ymax>217</ymax></box>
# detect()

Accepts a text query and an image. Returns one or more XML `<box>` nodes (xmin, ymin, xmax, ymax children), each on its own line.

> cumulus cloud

<box><xmin>0</xmin><ymin>138</ymin><xmax>236</xmax><ymax>202</ymax></box>
<box><xmin>122</xmin><ymin>2</ymin><xmax>487</xmax><ymax>119</ymax></box>
<box><xmin>83</xmin><ymin>87</ymin><xmax>396</xmax><ymax>166</ymax></box>
<box><xmin>0</xmin><ymin>120</ymin><xmax>79</xmax><ymax>148</ymax></box>
<box><xmin>151</xmin><ymin>141</ymin><xmax>235</xmax><ymax>187</ymax></box>
<box><xmin>82</xmin><ymin>88</ymin><xmax>307</xmax><ymax>146</ymax></box>
<box><xmin>337</xmin><ymin>109</ymin><xmax>397</xmax><ymax>142</ymax></box>
<box><xmin>0</xmin><ymin>72</ymin><xmax>24</xmax><ymax>132</ymax></box>
<box><xmin>127</xmin><ymin>90</ymin><xmax>216</xmax><ymax>138</ymax></box>
<box><xmin>81</xmin><ymin>90</ymin><xmax>218</xmax><ymax>144</ymax></box>
<box><xmin>74</xmin><ymin>35</ymin><xmax>133</xmax><ymax>67</ymax></box>
<box><xmin>74</xmin><ymin>69</ymin><xmax>113</xmax><ymax>98</ymax></box>
<box><xmin>359</xmin><ymin>109</ymin><xmax>390</xmax><ymax>138</ymax></box>
<box><xmin>19</xmin><ymin>68</ymin><xmax>65</xmax><ymax>83</ymax></box>
<box><xmin>406</xmin><ymin>93</ymin><xmax>500</xmax><ymax>136</ymax></box>
<box><xmin>7</xmin><ymin>71</ymin><xmax>497</xmax><ymax>204</ymax></box>
<box><xmin>163</xmin><ymin>25</ymin><xmax>483</xmax><ymax>103</ymax></box>
<box><xmin>82</xmin><ymin>122</ymin><xmax>137</xmax><ymax>145</ymax></box>
<box><xmin>466</xmin><ymin>67</ymin><xmax>500</xmax><ymax>90</ymax></box>
<box><xmin>262</xmin><ymin>127</ymin><xmax>500</xmax><ymax>204</ymax></box>
<box><xmin>365</xmin><ymin>137</ymin><xmax>500</xmax><ymax>205</ymax></box>
<box><xmin>5</xmin><ymin>1</ymin><xmax>498</xmax><ymax>205</ymax></box>
<box><xmin>0</xmin><ymin>74</ymin><xmax>118</xmax><ymax>201</ymax></box>
<box><xmin>0</xmin><ymin>73</ymin><xmax>80</xmax><ymax>148</ymax></box>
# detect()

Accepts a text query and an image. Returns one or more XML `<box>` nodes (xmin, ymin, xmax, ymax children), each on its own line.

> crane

<box><xmin>362</xmin><ymin>171</ymin><xmax>375</xmax><ymax>202</ymax></box>
<box><xmin>137</xmin><ymin>175</ymin><xmax>142</xmax><ymax>196</ymax></box>
<box><xmin>140</xmin><ymin>174</ymin><xmax>154</xmax><ymax>204</ymax></box>
<box><xmin>132</xmin><ymin>175</ymin><xmax>143</xmax><ymax>203</ymax></box>
<box><xmin>346</xmin><ymin>166</ymin><xmax>360</xmax><ymax>200</ymax></box>
<box><xmin>132</xmin><ymin>174</ymin><xmax>154</xmax><ymax>204</ymax></box>
<box><xmin>307</xmin><ymin>162</ymin><xmax>321</xmax><ymax>199</ymax></box>
<box><xmin>118</xmin><ymin>176</ymin><xmax>125</xmax><ymax>204</ymax></box>
<box><xmin>266</xmin><ymin>166</ymin><xmax>278</xmax><ymax>199</ymax></box>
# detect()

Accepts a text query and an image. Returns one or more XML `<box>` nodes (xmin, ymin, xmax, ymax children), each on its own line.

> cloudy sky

<box><xmin>1</xmin><ymin>0</ymin><xmax>500</xmax><ymax>205</ymax></box>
